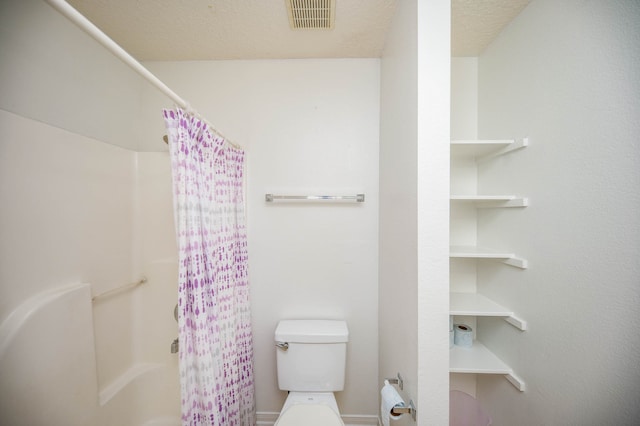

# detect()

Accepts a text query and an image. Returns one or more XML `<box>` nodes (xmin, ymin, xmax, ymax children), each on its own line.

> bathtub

<box><xmin>0</xmin><ymin>282</ymin><xmax>180</xmax><ymax>426</ymax></box>
<box><xmin>99</xmin><ymin>361</ymin><xmax>180</xmax><ymax>426</ymax></box>
<box><xmin>142</xmin><ymin>417</ymin><xmax>182</xmax><ymax>426</ymax></box>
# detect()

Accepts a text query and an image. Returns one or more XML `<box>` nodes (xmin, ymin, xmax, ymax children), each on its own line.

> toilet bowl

<box><xmin>275</xmin><ymin>392</ymin><xmax>344</xmax><ymax>426</ymax></box>
<box><xmin>274</xmin><ymin>320</ymin><xmax>349</xmax><ymax>426</ymax></box>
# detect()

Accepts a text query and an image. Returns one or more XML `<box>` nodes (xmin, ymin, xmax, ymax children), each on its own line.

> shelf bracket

<box><xmin>477</xmin><ymin>137</ymin><xmax>529</xmax><ymax>163</ymax></box>
<box><xmin>502</xmin><ymin>256</ymin><xmax>528</xmax><ymax>269</ymax></box>
<box><xmin>504</xmin><ymin>315</ymin><xmax>527</xmax><ymax>331</ymax></box>
<box><xmin>505</xmin><ymin>373</ymin><xmax>526</xmax><ymax>392</ymax></box>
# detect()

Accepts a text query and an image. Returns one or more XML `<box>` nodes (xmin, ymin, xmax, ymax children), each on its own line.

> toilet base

<box><xmin>282</xmin><ymin>392</ymin><xmax>339</xmax><ymax>412</ymax></box>
<box><xmin>276</xmin><ymin>392</ymin><xmax>343</xmax><ymax>426</ymax></box>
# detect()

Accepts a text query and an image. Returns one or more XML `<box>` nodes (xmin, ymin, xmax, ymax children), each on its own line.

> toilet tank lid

<box><xmin>275</xmin><ymin>320</ymin><xmax>349</xmax><ymax>343</ymax></box>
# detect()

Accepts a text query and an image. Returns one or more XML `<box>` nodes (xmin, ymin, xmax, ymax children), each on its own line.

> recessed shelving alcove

<box><xmin>449</xmin><ymin>138</ymin><xmax>528</xmax><ymax>392</ymax></box>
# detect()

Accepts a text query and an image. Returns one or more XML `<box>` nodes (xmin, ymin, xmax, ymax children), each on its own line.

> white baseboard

<box><xmin>256</xmin><ymin>411</ymin><xmax>380</xmax><ymax>426</ymax></box>
<box><xmin>256</xmin><ymin>411</ymin><xmax>279</xmax><ymax>425</ymax></box>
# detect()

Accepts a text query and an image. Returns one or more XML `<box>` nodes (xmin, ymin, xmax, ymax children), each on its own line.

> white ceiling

<box><xmin>66</xmin><ymin>0</ymin><xmax>530</xmax><ymax>61</ymax></box>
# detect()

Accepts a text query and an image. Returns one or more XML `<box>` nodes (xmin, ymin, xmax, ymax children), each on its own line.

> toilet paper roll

<box><xmin>454</xmin><ymin>324</ymin><xmax>473</xmax><ymax>348</ymax></box>
<box><xmin>381</xmin><ymin>381</ymin><xmax>406</xmax><ymax>426</ymax></box>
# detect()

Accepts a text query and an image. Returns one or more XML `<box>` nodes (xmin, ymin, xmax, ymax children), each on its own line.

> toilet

<box><xmin>274</xmin><ymin>319</ymin><xmax>349</xmax><ymax>426</ymax></box>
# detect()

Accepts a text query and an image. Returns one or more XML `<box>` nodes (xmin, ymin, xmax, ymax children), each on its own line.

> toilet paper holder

<box><xmin>392</xmin><ymin>400</ymin><xmax>416</xmax><ymax>421</ymax></box>
<box><xmin>385</xmin><ymin>373</ymin><xmax>404</xmax><ymax>390</ymax></box>
<box><xmin>384</xmin><ymin>373</ymin><xmax>417</xmax><ymax>420</ymax></box>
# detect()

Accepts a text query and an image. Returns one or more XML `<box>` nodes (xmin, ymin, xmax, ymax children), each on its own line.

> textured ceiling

<box><xmin>65</xmin><ymin>0</ymin><xmax>530</xmax><ymax>60</ymax></box>
<box><xmin>452</xmin><ymin>0</ymin><xmax>530</xmax><ymax>56</ymax></box>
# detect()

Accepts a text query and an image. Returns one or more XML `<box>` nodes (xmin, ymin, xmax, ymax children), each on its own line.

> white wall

<box><xmin>0</xmin><ymin>0</ymin><xmax>150</xmax><ymax>151</ymax></box>
<box><xmin>379</xmin><ymin>2</ymin><xmax>420</xmax><ymax>420</ymax></box>
<box><xmin>451</xmin><ymin>58</ymin><xmax>477</xmax><ymax>141</ymax></box>
<box><xmin>379</xmin><ymin>0</ymin><xmax>450</xmax><ymax>424</ymax></box>
<box><xmin>416</xmin><ymin>0</ymin><xmax>450</xmax><ymax>424</ymax></box>
<box><xmin>475</xmin><ymin>0</ymin><xmax>640</xmax><ymax>424</ymax></box>
<box><xmin>144</xmin><ymin>59</ymin><xmax>381</xmax><ymax>418</ymax></box>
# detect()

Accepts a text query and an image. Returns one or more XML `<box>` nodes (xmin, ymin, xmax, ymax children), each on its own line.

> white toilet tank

<box><xmin>275</xmin><ymin>320</ymin><xmax>349</xmax><ymax>392</ymax></box>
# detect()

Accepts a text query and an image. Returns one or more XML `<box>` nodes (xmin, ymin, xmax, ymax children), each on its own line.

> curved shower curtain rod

<box><xmin>44</xmin><ymin>0</ymin><xmax>243</xmax><ymax>150</ymax></box>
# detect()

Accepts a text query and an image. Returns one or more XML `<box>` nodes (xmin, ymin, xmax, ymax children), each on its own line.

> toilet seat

<box><xmin>275</xmin><ymin>404</ymin><xmax>344</xmax><ymax>426</ymax></box>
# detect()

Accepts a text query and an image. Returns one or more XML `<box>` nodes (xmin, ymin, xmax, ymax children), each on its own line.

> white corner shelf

<box><xmin>450</xmin><ymin>292</ymin><xmax>527</xmax><ymax>330</ymax></box>
<box><xmin>450</xmin><ymin>195</ymin><xmax>528</xmax><ymax>208</ymax></box>
<box><xmin>451</xmin><ymin>138</ymin><xmax>528</xmax><ymax>161</ymax></box>
<box><xmin>448</xmin><ymin>137</ymin><xmax>529</xmax><ymax>393</ymax></box>
<box><xmin>450</xmin><ymin>245</ymin><xmax>528</xmax><ymax>269</ymax></box>
<box><xmin>451</xmin><ymin>292</ymin><xmax>511</xmax><ymax>316</ymax></box>
<box><xmin>450</xmin><ymin>341</ymin><xmax>511</xmax><ymax>374</ymax></box>
<box><xmin>450</xmin><ymin>341</ymin><xmax>526</xmax><ymax>391</ymax></box>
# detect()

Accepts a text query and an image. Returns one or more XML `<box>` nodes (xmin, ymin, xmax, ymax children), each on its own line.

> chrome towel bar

<box><xmin>265</xmin><ymin>193</ymin><xmax>365</xmax><ymax>203</ymax></box>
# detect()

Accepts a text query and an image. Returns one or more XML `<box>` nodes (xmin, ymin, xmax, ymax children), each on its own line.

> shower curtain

<box><xmin>163</xmin><ymin>108</ymin><xmax>255</xmax><ymax>426</ymax></box>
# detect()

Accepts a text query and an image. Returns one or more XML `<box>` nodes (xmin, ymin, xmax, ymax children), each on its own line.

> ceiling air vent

<box><xmin>286</xmin><ymin>0</ymin><xmax>336</xmax><ymax>30</ymax></box>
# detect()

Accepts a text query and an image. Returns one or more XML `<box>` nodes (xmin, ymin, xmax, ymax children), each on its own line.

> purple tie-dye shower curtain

<box><xmin>163</xmin><ymin>108</ymin><xmax>255</xmax><ymax>426</ymax></box>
